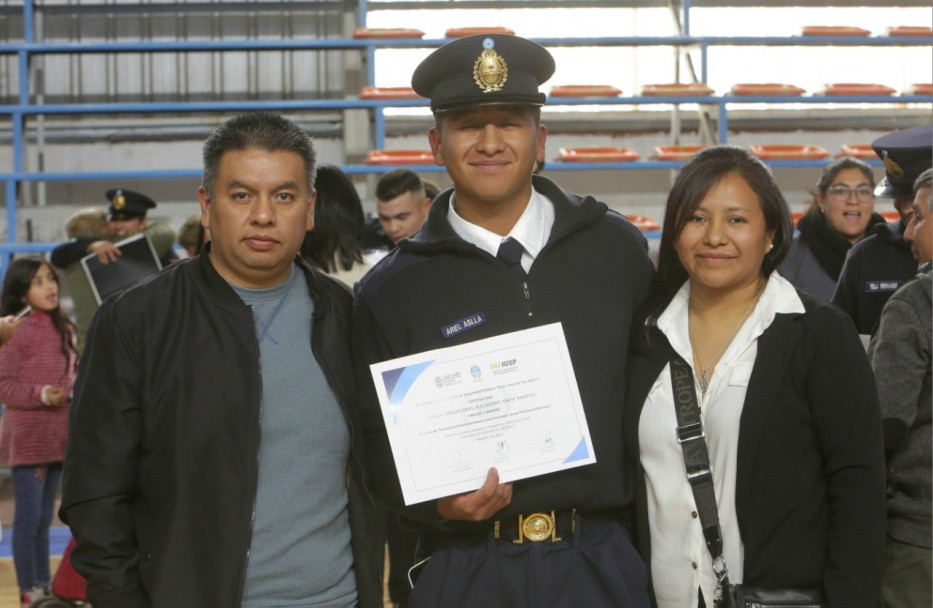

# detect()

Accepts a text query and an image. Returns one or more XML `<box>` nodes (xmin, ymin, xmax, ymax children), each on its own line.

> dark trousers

<box><xmin>387</xmin><ymin>512</ymin><xmax>418</xmax><ymax>605</ymax></box>
<box><xmin>409</xmin><ymin>517</ymin><xmax>650</xmax><ymax>608</ymax></box>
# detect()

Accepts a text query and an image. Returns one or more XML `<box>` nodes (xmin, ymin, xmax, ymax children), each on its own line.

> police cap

<box><xmin>412</xmin><ymin>34</ymin><xmax>555</xmax><ymax>113</ymax></box>
<box><xmin>106</xmin><ymin>188</ymin><xmax>156</xmax><ymax>220</ymax></box>
<box><xmin>871</xmin><ymin>125</ymin><xmax>933</xmax><ymax>198</ymax></box>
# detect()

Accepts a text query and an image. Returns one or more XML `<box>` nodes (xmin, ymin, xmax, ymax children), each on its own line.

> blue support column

<box><xmin>718</xmin><ymin>102</ymin><xmax>728</xmax><ymax>144</ymax></box>
<box><xmin>700</xmin><ymin>43</ymin><xmax>708</xmax><ymax>84</ymax></box>
<box><xmin>682</xmin><ymin>0</ymin><xmax>691</xmax><ymax>36</ymax></box>
<box><xmin>374</xmin><ymin>104</ymin><xmax>386</xmax><ymax>150</ymax></box>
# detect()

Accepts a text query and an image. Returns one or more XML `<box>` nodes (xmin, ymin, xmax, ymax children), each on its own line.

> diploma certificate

<box><xmin>370</xmin><ymin>322</ymin><xmax>596</xmax><ymax>505</ymax></box>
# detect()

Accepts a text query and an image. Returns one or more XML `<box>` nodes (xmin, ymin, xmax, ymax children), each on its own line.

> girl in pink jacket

<box><xmin>0</xmin><ymin>257</ymin><xmax>77</xmax><ymax>608</ymax></box>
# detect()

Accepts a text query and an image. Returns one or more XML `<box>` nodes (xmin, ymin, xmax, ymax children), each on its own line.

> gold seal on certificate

<box><xmin>369</xmin><ymin>323</ymin><xmax>596</xmax><ymax>505</ymax></box>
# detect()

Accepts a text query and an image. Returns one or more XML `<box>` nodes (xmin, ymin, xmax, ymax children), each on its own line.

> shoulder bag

<box><xmin>668</xmin><ymin>355</ymin><xmax>823</xmax><ymax>608</ymax></box>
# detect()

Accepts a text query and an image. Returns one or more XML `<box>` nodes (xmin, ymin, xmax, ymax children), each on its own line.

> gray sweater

<box><xmin>233</xmin><ymin>268</ymin><xmax>357</xmax><ymax>607</ymax></box>
<box><xmin>869</xmin><ymin>265</ymin><xmax>932</xmax><ymax>549</ymax></box>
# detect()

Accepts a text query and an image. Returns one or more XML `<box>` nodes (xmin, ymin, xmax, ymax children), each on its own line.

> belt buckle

<box><xmin>515</xmin><ymin>511</ymin><xmax>560</xmax><ymax>544</ymax></box>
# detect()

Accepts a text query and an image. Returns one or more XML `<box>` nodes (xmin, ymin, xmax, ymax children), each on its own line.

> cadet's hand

<box><xmin>436</xmin><ymin>467</ymin><xmax>512</xmax><ymax>522</ymax></box>
<box><xmin>0</xmin><ymin>315</ymin><xmax>24</xmax><ymax>346</ymax></box>
<box><xmin>88</xmin><ymin>241</ymin><xmax>121</xmax><ymax>264</ymax></box>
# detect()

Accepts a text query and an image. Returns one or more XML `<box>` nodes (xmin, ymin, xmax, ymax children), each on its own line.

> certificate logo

<box><xmin>491</xmin><ymin>358</ymin><xmax>518</xmax><ymax>375</ymax></box>
<box><xmin>434</xmin><ymin>371</ymin><xmax>462</xmax><ymax>388</ymax></box>
<box><xmin>470</xmin><ymin>364</ymin><xmax>482</xmax><ymax>379</ymax></box>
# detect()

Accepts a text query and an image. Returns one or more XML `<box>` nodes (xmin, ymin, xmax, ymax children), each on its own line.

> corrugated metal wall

<box><xmin>0</xmin><ymin>0</ymin><xmax>353</xmax><ymax>104</ymax></box>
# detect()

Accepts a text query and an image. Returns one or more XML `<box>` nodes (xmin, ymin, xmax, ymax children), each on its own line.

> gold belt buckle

<box><xmin>515</xmin><ymin>511</ymin><xmax>560</xmax><ymax>544</ymax></box>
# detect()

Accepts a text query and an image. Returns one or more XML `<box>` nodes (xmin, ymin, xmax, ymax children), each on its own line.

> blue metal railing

<box><xmin>2</xmin><ymin>0</ymin><xmax>931</xmax><ymax>274</ymax></box>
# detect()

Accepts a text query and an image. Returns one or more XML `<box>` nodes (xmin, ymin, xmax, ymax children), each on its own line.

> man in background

<box><xmin>362</xmin><ymin>169</ymin><xmax>432</xmax><ymax>253</ymax></box>
<box><xmin>50</xmin><ymin>190</ymin><xmax>177</xmax><ymax>352</ymax></box>
<box><xmin>833</xmin><ymin>125</ymin><xmax>930</xmax><ymax>334</ymax></box>
<box><xmin>869</xmin><ymin>167</ymin><xmax>932</xmax><ymax>608</ymax></box>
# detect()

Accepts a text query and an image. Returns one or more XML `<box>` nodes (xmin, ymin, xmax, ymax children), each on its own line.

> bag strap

<box><xmin>669</xmin><ymin>355</ymin><xmax>724</xmax><ymax>560</ymax></box>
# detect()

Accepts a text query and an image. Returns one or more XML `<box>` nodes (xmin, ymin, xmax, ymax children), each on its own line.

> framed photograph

<box><xmin>81</xmin><ymin>233</ymin><xmax>163</xmax><ymax>305</ymax></box>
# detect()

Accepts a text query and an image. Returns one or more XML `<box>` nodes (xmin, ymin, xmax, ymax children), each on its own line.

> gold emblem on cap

<box><xmin>883</xmin><ymin>155</ymin><xmax>905</xmax><ymax>180</ymax></box>
<box><xmin>113</xmin><ymin>191</ymin><xmax>126</xmax><ymax>210</ymax></box>
<box><xmin>474</xmin><ymin>49</ymin><xmax>508</xmax><ymax>93</ymax></box>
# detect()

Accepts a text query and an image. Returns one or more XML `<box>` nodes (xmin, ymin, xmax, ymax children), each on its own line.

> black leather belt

<box><xmin>493</xmin><ymin>509</ymin><xmax>576</xmax><ymax>543</ymax></box>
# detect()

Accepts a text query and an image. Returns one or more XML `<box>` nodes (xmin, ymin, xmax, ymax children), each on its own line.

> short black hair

<box><xmin>201</xmin><ymin>113</ymin><xmax>316</xmax><ymax>198</ymax></box>
<box><xmin>376</xmin><ymin>169</ymin><xmax>425</xmax><ymax>204</ymax></box>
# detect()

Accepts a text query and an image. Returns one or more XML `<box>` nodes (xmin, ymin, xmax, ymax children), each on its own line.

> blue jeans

<box><xmin>12</xmin><ymin>463</ymin><xmax>62</xmax><ymax>593</ymax></box>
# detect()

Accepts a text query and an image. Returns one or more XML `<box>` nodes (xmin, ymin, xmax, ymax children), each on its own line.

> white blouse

<box><xmin>638</xmin><ymin>274</ymin><xmax>804</xmax><ymax>607</ymax></box>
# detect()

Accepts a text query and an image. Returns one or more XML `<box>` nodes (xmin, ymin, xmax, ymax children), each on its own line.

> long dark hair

<box><xmin>648</xmin><ymin>145</ymin><xmax>794</xmax><ymax>319</ymax></box>
<box><xmin>301</xmin><ymin>164</ymin><xmax>365</xmax><ymax>273</ymax></box>
<box><xmin>1</xmin><ymin>257</ymin><xmax>77</xmax><ymax>372</ymax></box>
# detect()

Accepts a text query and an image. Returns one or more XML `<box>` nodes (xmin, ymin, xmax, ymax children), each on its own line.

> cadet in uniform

<box><xmin>832</xmin><ymin>125</ymin><xmax>931</xmax><ymax>334</ymax></box>
<box><xmin>352</xmin><ymin>34</ymin><xmax>653</xmax><ymax>607</ymax></box>
<box><xmin>50</xmin><ymin>189</ymin><xmax>177</xmax><ymax>352</ymax></box>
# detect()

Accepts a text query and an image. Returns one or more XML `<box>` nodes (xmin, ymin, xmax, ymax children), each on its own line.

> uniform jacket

<box><xmin>0</xmin><ymin>310</ymin><xmax>75</xmax><ymax>466</ymax></box>
<box><xmin>352</xmin><ymin>175</ymin><xmax>654</xmax><ymax>534</ymax></box>
<box><xmin>833</xmin><ymin>220</ymin><xmax>917</xmax><ymax>334</ymax></box>
<box><xmin>624</xmin><ymin>290</ymin><xmax>886</xmax><ymax>607</ymax></box>
<box><xmin>869</xmin><ymin>266</ymin><xmax>932</xmax><ymax>549</ymax></box>
<box><xmin>60</xmin><ymin>249</ymin><xmax>382</xmax><ymax>608</ymax></box>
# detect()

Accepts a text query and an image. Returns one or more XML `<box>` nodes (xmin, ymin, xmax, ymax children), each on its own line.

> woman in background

<box><xmin>0</xmin><ymin>257</ymin><xmax>77</xmax><ymax>608</ymax></box>
<box><xmin>624</xmin><ymin>146</ymin><xmax>886</xmax><ymax>607</ymax></box>
<box><xmin>300</xmin><ymin>164</ymin><xmax>374</xmax><ymax>287</ymax></box>
<box><xmin>779</xmin><ymin>156</ymin><xmax>886</xmax><ymax>299</ymax></box>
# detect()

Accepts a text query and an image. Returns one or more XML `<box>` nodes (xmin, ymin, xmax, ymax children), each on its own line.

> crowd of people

<box><xmin>0</xmin><ymin>32</ymin><xmax>927</xmax><ymax>608</ymax></box>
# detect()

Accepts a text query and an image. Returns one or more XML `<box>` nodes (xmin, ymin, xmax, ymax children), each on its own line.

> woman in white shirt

<box><xmin>623</xmin><ymin>146</ymin><xmax>886</xmax><ymax>607</ymax></box>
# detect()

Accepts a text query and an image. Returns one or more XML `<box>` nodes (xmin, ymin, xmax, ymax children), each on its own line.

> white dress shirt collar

<box><xmin>447</xmin><ymin>187</ymin><xmax>555</xmax><ymax>272</ymax></box>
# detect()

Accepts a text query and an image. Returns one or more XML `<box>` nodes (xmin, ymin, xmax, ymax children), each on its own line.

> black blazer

<box><xmin>623</xmin><ymin>290</ymin><xmax>886</xmax><ymax>607</ymax></box>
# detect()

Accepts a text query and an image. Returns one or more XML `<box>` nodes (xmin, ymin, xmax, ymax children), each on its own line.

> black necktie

<box><xmin>496</xmin><ymin>237</ymin><xmax>527</xmax><ymax>282</ymax></box>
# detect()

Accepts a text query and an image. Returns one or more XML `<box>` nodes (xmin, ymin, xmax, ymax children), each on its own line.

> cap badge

<box><xmin>113</xmin><ymin>191</ymin><xmax>126</xmax><ymax>210</ymax></box>
<box><xmin>883</xmin><ymin>154</ymin><xmax>905</xmax><ymax>180</ymax></box>
<box><xmin>474</xmin><ymin>39</ymin><xmax>508</xmax><ymax>93</ymax></box>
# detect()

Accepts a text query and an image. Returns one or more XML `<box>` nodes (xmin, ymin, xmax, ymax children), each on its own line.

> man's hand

<box><xmin>88</xmin><ymin>241</ymin><xmax>121</xmax><ymax>264</ymax></box>
<box><xmin>436</xmin><ymin>467</ymin><xmax>512</xmax><ymax>522</ymax></box>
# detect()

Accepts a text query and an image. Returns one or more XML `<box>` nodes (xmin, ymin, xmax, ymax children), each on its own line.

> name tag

<box><xmin>865</xmin><ymin>280</ymin><xmax>901</xmax><ymax>293</ymax></box>
<box><xmin>441</xmin><ymin>312</ymin><xmax>487</xmax><ymax>339</ymax></box>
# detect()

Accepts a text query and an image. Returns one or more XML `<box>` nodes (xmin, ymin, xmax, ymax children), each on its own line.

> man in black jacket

<box><xmin>61</xmin><ymin>113</ymin><xmax>381</xmax><ymax>608</ymax></box>
<box><xmin>352</xmin><ymin>35</ymin><xmax>653</xmax><ymax>607</ymax></box>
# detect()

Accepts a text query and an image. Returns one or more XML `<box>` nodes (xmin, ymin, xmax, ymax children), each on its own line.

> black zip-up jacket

<box><xmin>352</xmin><ymin>175</ymin><xmax>654</xmax><ymax>536</ymax></box>
<box><xmin>60</xmin><ymin>248</ymin><xmax>382</xmax><ymax>608</ymax></box>
<box><xmin>832</xmin><ymin>219</ymin><xmax>918</xmax><ymax>334</ymax></box>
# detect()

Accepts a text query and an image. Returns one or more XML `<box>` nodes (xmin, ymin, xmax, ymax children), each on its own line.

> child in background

<box><xmin>0</xmin><ymin>257</ymin><xmax>77</xmax><ymax>608</ymax></box>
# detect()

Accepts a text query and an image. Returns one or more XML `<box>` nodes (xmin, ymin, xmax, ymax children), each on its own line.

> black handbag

<box><xmin>726</xmin><ymin>585</ymin><xmax>823</xmax><ymax>608</ymax></box>
<box><xmin>668</xmin><ymin>356</ymin><xmax>824</xmax><ymax>608</ymax></box>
